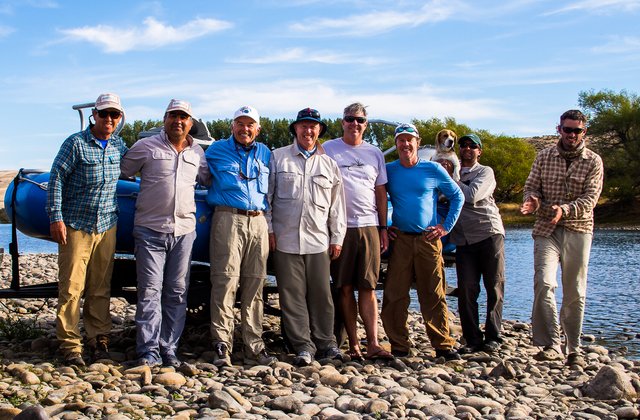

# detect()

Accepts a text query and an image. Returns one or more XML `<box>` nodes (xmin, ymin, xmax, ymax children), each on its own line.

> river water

<box><xmin>1</xmin><ymin>224</ymin><xmax>639</xmax><ymax>359</ymax></box>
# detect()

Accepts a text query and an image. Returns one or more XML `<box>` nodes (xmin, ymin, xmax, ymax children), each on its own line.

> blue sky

<box><xmin>1</xmin><ymin>0</ymin><xmax>639</xmax><ymax>169</ymax></box>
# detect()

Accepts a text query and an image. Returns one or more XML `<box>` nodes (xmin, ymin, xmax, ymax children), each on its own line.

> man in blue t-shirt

<box><xmin>381</xmin><ymin>123</ymin><xmax>464</xmax><ymax>361</ymax></box>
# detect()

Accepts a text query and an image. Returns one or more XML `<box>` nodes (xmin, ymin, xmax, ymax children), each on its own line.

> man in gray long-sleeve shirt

<box><xmin>449</xmin><ymin>133</ymin><xmax>505</xmax><ymax>354</ymax></box>
<box><xmin>120</xmin><ymin>99</ymin><xmax>211</xmax><ymax>367</ymax></box>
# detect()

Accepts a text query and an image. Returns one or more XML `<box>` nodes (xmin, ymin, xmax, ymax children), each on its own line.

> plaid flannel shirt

<box><xmin>523</xmin><ymin>144</ymin><xmax>603</xmax><ymax>237</ymax></box>
<box><xmin>47</xmin><ymin>128</ymin><xmax>128</xmax><ymax>233</ymax></box>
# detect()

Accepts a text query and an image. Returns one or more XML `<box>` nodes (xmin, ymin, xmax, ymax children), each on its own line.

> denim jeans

<box><xmin>133</xmin><ymin>226</ymin><xmax>196</xmax><ymax>362</ymax></box>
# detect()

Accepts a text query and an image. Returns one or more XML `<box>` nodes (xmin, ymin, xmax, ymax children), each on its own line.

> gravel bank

<box><xmin>0</xmin><ymin>254</ymin><xmax>639</xmax><ymax>419</ymax></box>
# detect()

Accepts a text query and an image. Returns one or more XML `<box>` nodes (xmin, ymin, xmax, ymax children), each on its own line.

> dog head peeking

<box><xmin>435</xmin><ymin>129</ymin><xmax>458</xmax><ymax>152</ymax></box>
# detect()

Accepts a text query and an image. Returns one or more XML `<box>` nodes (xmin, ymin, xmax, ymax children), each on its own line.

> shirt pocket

<box><xmin>257</xmin><ymin>162</ymin><xmax>270</xmax><ymax>194</ymax></box>
<box><xmin>151</xmin><ymin>150</ymin><xmax>176</xmax><ymax>178</ymax></box>
<box><xmin>276</xmin><ymin>171</ymin><xmax>302</xmax><ymax>199</ymax></box>
<box><xmin>218</xmin><ymin>163</ymin><xmax>242</xmax><ymax>191</ymax></box>
<box><xmin>311</xmin><ymin>174</ymin><xmax>332</xmax><ymax>210</ymax></box>
<box><xmin>179</xmin><ymin>152</ymin><xmax>199</xmax><ymax>186</ymax></box>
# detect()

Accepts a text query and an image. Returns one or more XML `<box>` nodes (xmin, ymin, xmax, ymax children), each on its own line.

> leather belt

<box><xmin>399</xmin><ymin>230</ymin><xmax>424</xmax><ymax>236</ymax></box>
<box><xmin>216</xmin><ymin>206</ymin><xmax>263</xmax><ymax>217</ymax></box>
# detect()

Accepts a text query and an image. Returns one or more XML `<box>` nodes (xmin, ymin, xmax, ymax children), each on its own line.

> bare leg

<box><xmin>340</xmin><ymin>284</ymin><xmax>360</xmax><ymax>353</ymax></box>
<box><xmin>359</xmin><ymin>288</ymin><xmax>384</xmax><ymax>356</ymax></box>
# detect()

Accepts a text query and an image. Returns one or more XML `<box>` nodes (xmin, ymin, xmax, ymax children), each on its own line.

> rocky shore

<box><xmin>0</xmin><ymin>254</ymin><xmax>639</xmax><ymax>419</ymax></box>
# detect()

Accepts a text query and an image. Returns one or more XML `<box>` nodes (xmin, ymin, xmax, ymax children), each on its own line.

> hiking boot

<box><xmin>483</xmin><ymin>340</ymin><xmax>501</xmax><ymax>353</ymax></box>
<box><xmin>458</xmin><ymin>344</ymin><xmax>483</xmax><ymax>355</ymax></box>
<box><xmin>93</xmin><ymin>334</ymin><xmax>110</xmax><ymax>361</ymax></box>
<box><xmin>322</xmin><ymin>346</ymin><xmax>344</xmax><ymax>361</ymax></box>
<box><xmin>138</xmin><ymin>356</ymin><xmax>162</xmax><ymax>367</ymax></box>
<box><xmin>293</xmin><ymin>351</ymin><xmax>312</xmax><ymax>367</ymax></box>
<box><xmin>435</xmin><ymin>348</ymin><xmax>461</xmax><ymax>361</ymax></box>
<box><xmin>566</xmin><ymin>352</ymin><xmax>586</xmax><ymax>367</ymax></box>
<box><xmin>534</xmin><ymin>346</ymin><xmax>563</xmax><ymax>361</ymax></box>
<box><xmin>64</xmin><ymin>352</ymin><xmax>86</xmax><ymax>367</ymax></box>
<box><xmin>245</xmin><ymin>350</ymin><xmax>277</xmax><ymax>366</ymax></box>
<box><xmin>391</xmin><ymin>349</ymin><xmax>410</xmax><ymax>358</ymax></box>
<box><xmin>213</xmin><ymin>342</ymin><xmax>231</xmax><ymax>367</ymax></box>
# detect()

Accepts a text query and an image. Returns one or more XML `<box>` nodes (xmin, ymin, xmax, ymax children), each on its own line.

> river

<box><xmin>1</xmin><ymin>224</ymin><xmax>639</xmax><ymax>359</ymax></box>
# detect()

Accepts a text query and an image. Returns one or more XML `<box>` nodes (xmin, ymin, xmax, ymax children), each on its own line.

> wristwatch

<box><xmin>378</xmin><ymin>226</ymin><xmax>388</xmax><ymax>231</ymax></box>
<box><xmin>562</xmin><ymin>206</ymin><xmax>569</xmax><ymax>218</ymax></box>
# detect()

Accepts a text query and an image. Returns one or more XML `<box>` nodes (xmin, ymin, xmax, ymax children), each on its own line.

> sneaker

<box><xmin>293</xmin><ymin>351</ymin><xmax>312</xmax><ymax>367</ymax></box>
<box><xmin>322</xmin><ymin>347</ymin><xmax>344</xmax><ymax>361</ymax></box>
<box><xmin>213</xmin><ymin>342</ymin><xmax>231</xmax><ymax>367</ymax></box>
<box><xmin>391</xmin><ymin>349</ymin><xmax>410</xmax><ymax>358</ymax></box>
<box><xmin>245</xmin><ymin>350</ymin><xmax>277</xmax><ymax>366</ymax></box>
<box><xmin>93</xmin><ymin>334</ymin><xmax>110</xmax><ymax>361</ymax></box>
<box><xmin>483</xmin><ymin>340</ymin><xmax>501</xmax><ymax>353</ymax></box>
<box><xmin>458</xmin><ymin>344</ymin><xmax>483</xmax><ymax>355</ymax></box>
<box><xmin>64</xmin><ymin>352</ymin><xmax>86</xmax><ymax>367</ymax></box>
<box><xmin>138</xmin><ymin>356</ymin><xmax>162</xmax><ymax>367</ymax></box>
<box><xmin>162</xmin><ymin>354</ymin><xmax>182</xmax><ymax>368</ymax></box>
<box><xmin>534</xmin><ymin>346</ymin><xmax>563</xmax><ymax>361</ymax></box>
<box><xmin>435</xmin><ymin>348</ymin><xmax>461</xmax><ymax>361</ymax></box>
<box><xmin>566</xmin><ymin>352</ymin><xmax>586</xmax><ymax>367</ymax></box>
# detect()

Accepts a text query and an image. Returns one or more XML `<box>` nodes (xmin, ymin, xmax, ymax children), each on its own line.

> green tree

<box><xmin>579</xmin><ymin>89</ymin><xmax>640</xmax><ymax>202</ymax></box>
<box><xmin>119</xmin><ymin>119</ymin><xmax>163</xmax><ymax>147</ymax></box>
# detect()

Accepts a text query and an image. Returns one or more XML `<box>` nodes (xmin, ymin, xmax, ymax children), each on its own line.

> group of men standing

<box><xmin>47</xmin><ymin>93</ymin><xmax>603</xmax><ymax>369</ymax></box>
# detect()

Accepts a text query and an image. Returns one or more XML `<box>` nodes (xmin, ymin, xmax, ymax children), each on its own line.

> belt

<box><xmin>216</xmin><ymin>206</ymin><xmax>264</xmax><ymax>217</ymax></box>
<box><xmin>399</xmin><ymin>230</ymin><xmax>424</xmax><ymax>236</ymax></box>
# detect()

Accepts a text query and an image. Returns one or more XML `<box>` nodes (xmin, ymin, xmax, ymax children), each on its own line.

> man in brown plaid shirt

<box><xmin>520</xmin><ymin>109</ymin><xmax>604</xmax><ymax>367</ymax></box>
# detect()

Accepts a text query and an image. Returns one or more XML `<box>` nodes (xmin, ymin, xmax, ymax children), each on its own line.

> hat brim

<box><xmin>289</xmin><ymin>118</ymin><xmax>327</xmax><ymax>137</ymax></box>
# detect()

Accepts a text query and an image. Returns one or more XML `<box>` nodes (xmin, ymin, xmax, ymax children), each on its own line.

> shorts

<box><xmin>331</xmin><ymin>226</ymin><xmax>380</xmax><ymax>290</ymax></box>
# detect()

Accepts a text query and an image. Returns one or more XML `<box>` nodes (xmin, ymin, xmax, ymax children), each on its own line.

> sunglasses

<box><xmin>97</xmin><ymin>110</ymin><xmax>122</xmax><ymax>119</ymax></box>
<box><xmin>460</xmin><ymin>142</ymin><xmax>480</xmax><ymax>149</ymax></box>
<box><xmin>343</xmin><ymin>115</ymin><xmax>367</xmax><ymax>124</ymax></box>
<box><xmin>395</xmin><ymin>124</ymin><xmax>418</xmax><ymax>135</ymax></box>
<box><xmin>561</xmin><ymin>126</ymin><xmax>585</xmax><ymax>135</ymax></box>
<box><xmin>239</xmin><ymin>164</ymin><xmax>261</xmax><ymax>181</ymax></box>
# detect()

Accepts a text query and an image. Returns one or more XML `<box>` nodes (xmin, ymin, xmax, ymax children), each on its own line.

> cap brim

<box><xmin>289</xmin><ymin>118</ymin><xmax>327</xmax><ymax>137</ymax></box>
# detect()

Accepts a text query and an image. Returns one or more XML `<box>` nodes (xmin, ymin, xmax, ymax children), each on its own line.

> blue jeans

<box><xmin>133</xmin><ymin>226</ymin><xmax>196</xmax><ymax>362</ymax></box>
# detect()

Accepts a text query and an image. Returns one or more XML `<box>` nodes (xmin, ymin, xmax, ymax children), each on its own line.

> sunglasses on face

<box><xmin>561</xmin><ymin>126</ymin><xmax>585</xmax><ymax>135</ymax></box>
<box><xmin>460</xmin><ymin>142</ymin><xmax>480</xmax><ymax>149</ymax></box>
<box><xmin>343</xmin><ymin>115</ymin><xmax>367</xmax><ymax>124</ymax></box>
<box><xmin>395</xmin><ymin>125</ymin><xmax>418</xmax><ymax>135</ymax></box>
<box><xmin>97</xmin><ymin>110</ymin><xmax>122</xmax><ymax>119</ymax></box>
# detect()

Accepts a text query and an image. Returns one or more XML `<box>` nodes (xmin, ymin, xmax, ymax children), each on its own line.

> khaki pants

<box><xmin>209</xmin><ymin>211</ymin><xmax>268</xmax><ymax>357</ymax></box>
<box><xmin>381</xmin><ymin>232</ymin><xmax>456</xmax><ymax>352</ymax></box>
<box><xmin>56</xmin><ymin>226</ymin><xmax>116</xmax><ymax>355</ymax></box>
<box><xmin>532</xmin><ymin>227</ymin><xmax>592</xmax><ymax>354</ymax></box>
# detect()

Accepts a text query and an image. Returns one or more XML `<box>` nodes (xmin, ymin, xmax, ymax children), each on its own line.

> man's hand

<box><xmin>550</xmin><ymin>205</ymin><xmax>563</xmax><ymax>225</ymax></box>
<box><xmin>50</xmin><ymin>221</ymin><xmax>67</xmax><ymax>245</ymax></box>
<box><xmin>269</xmin><ymin>233</ymin><xmax>276</xmax><ymax>252</ymax></box>
<box><xmin>388</xmin><ymin>226</ymin><xmax>399</xmax><ymax>241</ymax></box>
<box><xmin>379</xmin><ymin>229</ymin><xmax>389</xmax><ymax>253</ymax></box>
<box><xmin>520</xmin><ymin>196</ymin><xmax>539</xmax><ymax>215</ymax></box>
<box><xmin>329</xmin><ymin>244</ymin><xmax>342</xmax><ymax>260</ymax></box>
<box><xmin>424</xmin><ymin>224</ymin><xmax>447</xmax><ymax>242</ymax></box>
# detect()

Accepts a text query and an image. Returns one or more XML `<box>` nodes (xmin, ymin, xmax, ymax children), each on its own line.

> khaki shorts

<box><xmin>331</xmin><ymin>226</ymin><xmax>380</xmax><ymax>290</ymax></box>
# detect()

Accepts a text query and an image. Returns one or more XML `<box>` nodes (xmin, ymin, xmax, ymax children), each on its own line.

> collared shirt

<box><xmin>524</xmin><ymin>145</ymin><xmax>603</xmax><ymax>237</ymax></box>
<box><xmin>205</xmin><ymin>136</ymin><xmax>271</xmax><ymax>211</ymax></box>
<box><xmin>120</xmin><ymin>130</ymin><xmax>211</xmax><ymax>236</ymax></box>
<box><xmin>449</xmin><ymin>162</ymin><xmax>505</xmax><ymax>246</ymax></box>
<box><xmin>47</xmin><ymin>127</ymin><xmax>128</xmax><ymax>233</ymax></box>
<box><xmin>386</xmin><ymin>159</ymin><xmax>463</xmax><ymax>233</ymax></box>
<box><xmin>266</xmin><ymin>142</ymin><xmax>346</xmax><ymax>254</ymax></box>
<box><xmin>323</xmin><ymin>137</ymin><xmax>387</xmax><ymax>228</ymax></box>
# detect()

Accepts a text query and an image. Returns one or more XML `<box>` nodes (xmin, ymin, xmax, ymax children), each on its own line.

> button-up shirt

<box><xmin>267</xmin><ymin>142</ymin><xmax>346</xmax><ymax>254</ymax></box>
<box><xmin>524</xmin><ymin>144</ymin><xmax>603</xmax><ymax>237</ymax></box>
<box><xmin>120</xmin><ymin>130</ymin><xmax>211</xmax><ymax>236</ymax></box>
<box><xmin>47</xmin><ymin>128</ymin><xmax>128</xmax><ymax>233</ymax></box>
<box><xmin>450</xmin><ymin>162</ymin><xmax>505</xmax><ymax>246</ymax></box>
<box><xmin>205</xmin><ymin>136</ymin><xmax>271</xmax><ymax>211</ymax></box>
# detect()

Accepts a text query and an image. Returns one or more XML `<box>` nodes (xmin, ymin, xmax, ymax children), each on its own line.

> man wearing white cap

<box><xmin>47</xmin><ymin>93</ymin><xmax>128</xmax><ymax>366</ymax></box>
<box><xmin>205</xmin><ymin>105</ymin><xmax>277</xmax><ymax>367</ymax></box>
<box><xmin>121</xmin><ymin>99</ymin><xmax>211</xmax><ymax>367</ymax></box>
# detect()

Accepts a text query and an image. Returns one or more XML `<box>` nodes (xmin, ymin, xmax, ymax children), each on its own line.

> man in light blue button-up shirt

<box><xmin>204</xmin><ymin>105</ymin><xmax>276</xmax><ymax>367</ymax></box>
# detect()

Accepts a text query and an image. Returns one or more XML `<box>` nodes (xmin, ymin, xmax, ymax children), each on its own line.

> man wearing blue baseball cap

<box><xmin>267</xmin><ymin>108</ymin><xmax>347</xmax><ymax>366</ymax></box>
<box><xmin>205</xmin><ymin>105</ymin><xmax>277</xmax><ymax>368</ymax></box>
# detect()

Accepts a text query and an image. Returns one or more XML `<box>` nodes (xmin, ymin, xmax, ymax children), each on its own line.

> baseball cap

<box><xmin>289</xmin><ymin>107</ymin><xmax>328</xmax><ymax>137</ymax></box>
<box><xmin>165</xmin><ymin>99</ymin><xmax>193</xmax><ymax>117</ymax></box>
<box><xmin>233</xmin><ymin>105</ymin><xmax>260</xmax><ymax>124</ymax></box>
<box><xmin>459</xmin><ymin>133</ymin><xmax>483</xmax><ymax>149</ymax></box>
<box><xmin>394</xmin><ymin>123</ymin><xmax>420</xmax><ymax>139</ymax></box>
<box><xmin>95</xmin><ymin>93</ymin><xmax>123</xmax><ymax>112</ymax></box>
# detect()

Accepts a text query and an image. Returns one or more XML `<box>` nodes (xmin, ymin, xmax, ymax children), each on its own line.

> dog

<box><xmin>431</xmin><ymin>129</ymin><xmax>460</xmax><ymax>182</ymax></box>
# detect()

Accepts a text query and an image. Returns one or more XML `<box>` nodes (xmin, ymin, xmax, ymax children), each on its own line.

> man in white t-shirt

<box><xmin>323</xmin><ymin>102</ymin><xmax>393</xmax><ymax>361</ymax></box>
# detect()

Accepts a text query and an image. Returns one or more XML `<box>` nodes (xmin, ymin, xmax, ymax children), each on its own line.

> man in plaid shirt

<box><xmin>47</xmin><ymin>93</ymin><xmax>128</xmax><ymax>366</ymax></box>
<box><xmin>520</xmin><ymin>109</ymin><xmax>604</xmax><ymax>366</ymax></box>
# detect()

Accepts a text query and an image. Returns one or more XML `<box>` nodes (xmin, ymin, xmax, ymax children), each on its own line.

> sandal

<box><xmin>365</xmin><ymin>348</ymin><xmax>394</xmax><ymax>360</ymax></box>
<box><xmin>347</xmin><ymin>349</ymin><xmax>364</xmax><ymax>362</ymax></box>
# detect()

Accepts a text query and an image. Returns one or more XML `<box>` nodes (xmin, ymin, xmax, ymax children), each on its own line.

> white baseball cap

<box><xmin>165</xmin><ymin>99</ymin><xmax>194</xmax><ymax>117</ymax></box>
<box><xmin>233</xmin><ymin>105</ymin><xmax>260</xmax><ymax>124</ymax></box>
<box><xmin>394</xmin><ymin>123</ymin><xmax>420</xmax><ymax>139</ymax></box>
<box><xmin>95</xmin><ymin>93</ymin><xmax>123</xmax><ymax>112</ymax></box>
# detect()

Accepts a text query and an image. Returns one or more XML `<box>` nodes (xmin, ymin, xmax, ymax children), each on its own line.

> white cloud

<box><xmin>0</xmin><ymin>25</ymin><xmax>14</xmax><ymax>37</ymax></box>
<box><xmin>59</xmin><ymin>16</ymin><xmax>233</xmax><ymax>53</ymax></box>
<box><xmin>592</xmin><ymin>36</ymin><xmax>640</xmax><ymax>54</ymax></box>
<box><xmin>289</xmin><ymin>0</ymin><xmax>464</xmax><ymax>36</ymax></box>
<box><xmin>544</xmin><ymin>0</ymin><xmax>640</xmax><ymax>16</ymax></box>
<box><xmin>226</xmin><ymin>47</ymin><xmax>383</xmax><ymax>65</ymax></box>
